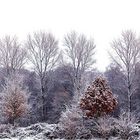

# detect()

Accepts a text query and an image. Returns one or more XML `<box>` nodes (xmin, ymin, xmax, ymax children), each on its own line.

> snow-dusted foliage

<box><xmin>113</xmin><ymin>112</ymin><xmax>139</xmax><ymax>139</ymax></box>
<box><xmin>56</xmin><ymin>77</ymin><xmax>119</xmax><ymax>139</ymax></box>
<box><xmin>0</xmin><ymin>123</ymin><xmax>57</xmax><ymax>140</ymax></box>
<box><xmin>93</xmin><ymin>116</ymin><xmax>115</xmax><ymax>139</ymax></box>
<box><xmin>1</xmin><ymin>76</ymin><xmax>29</xmax><ymax>125</ymax></box>
<box><xmin>58</xmin><ymin>105</ymin><xmax>87</xmax><ymax>139</ymax></box>
<box><xmin>80</xmin><ymin>77</ymin><xmax>118</xmax><ymax>117</ymax></box>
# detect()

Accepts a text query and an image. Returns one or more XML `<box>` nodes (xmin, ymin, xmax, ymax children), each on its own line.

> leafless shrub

<box><xmin>114</xmin><ymin>111</ymin><xmax>139</xmax><ymax>139</ymax></box>
<box><xmin>0</xmin><ymin>124</ymin><xmax>12</xmax><ymax>133</ymax></box>
<box><xmin>93</xmin><ymin>116</ymin><xmax>115</xmax><ymax>139</ymax></box>
<box><xmin>58</xmin><ymin>105</ymin><xmax>84</xmax><ymax>139</ymax></box>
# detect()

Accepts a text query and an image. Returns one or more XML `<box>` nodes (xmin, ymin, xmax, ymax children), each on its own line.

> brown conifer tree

<box><xmin>80</xmin><ymin>77</ymin><xmax>117</xmax><ymax>118</ymax></box>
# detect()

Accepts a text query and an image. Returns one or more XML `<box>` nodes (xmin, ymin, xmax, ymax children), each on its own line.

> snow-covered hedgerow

<box><xmin>0</xmin><ymin>120</ymin><xmax>140</xmax><ymax>140</ymax></box>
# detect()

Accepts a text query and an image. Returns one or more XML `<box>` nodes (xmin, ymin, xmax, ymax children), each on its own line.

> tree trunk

<box><xmin>127</xmin><ymin>70</ymin><xmax>132</xmax><ymax>121</ymax></box>
<box><xmin>9</xmin><ymin>117</ymin><xmax>15</xmax><ymax>126</ymax></box>
<box><xmin>127</xmin><ymin>80</ymin><xmax>132</xmax><ymax>121</ymax></box>
<box><xmin>74</xmin><ymin>76</ymin><xmax>82</xmax><ymax>96</ymax></box>
<box><xmin>128</xmin><ymin>93</ymin><xmax>132</xmax><ymax>121</ymax></box>
<box><xmin>41</xmin><ymin>85</ymin><xmax>46</xmax><ymax>121</ymax></box>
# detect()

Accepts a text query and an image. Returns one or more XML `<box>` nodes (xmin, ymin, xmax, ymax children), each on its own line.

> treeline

<box><xmin>0</xmin><ymin>30</ymin><xmax>140</xmax><ymax>127</ymax></box>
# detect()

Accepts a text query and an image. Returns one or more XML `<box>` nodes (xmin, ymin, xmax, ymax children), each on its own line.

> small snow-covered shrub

<box><xmin>114</xmin><ymin>112</ymin><xmax>139</xmax><ymax>139</ymax></box>
<box><xmin>0</xmin><ymin>124</ymin><xmax>12</xmax><ymax>133</ymax></box>
<box><xmin>0</xmin><ymin>124</ymin><xmax>17</xmax><ymax>139</ymax></box>
<box><xmin>93</xmin><ymin>116</ymin><xmax>115</xmax><ymax>139</ymax></box>
<box><xmin>81</xmin><ymin>116</ymin><xmax>116</xmax><ymax>139</ymax></box>
<box><xmin>58</xmin><ymin>105</ymin><xmax>83</xmax><ymax>139</ymax></box>
<box><xmin>57</xmin><ymin>105</ymin><xmax>92</xmax><ymax>139</ymax></box>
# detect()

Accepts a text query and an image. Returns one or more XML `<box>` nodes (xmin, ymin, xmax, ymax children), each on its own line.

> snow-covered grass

<box><xmin>0</xmin><ymin>122</ymin><xmax>140</xmax><ymax>140</ymax></box>
<box><xmin>0</xmin><ymin>123</ymin><xmax>58</xmax><ymax>140</ymax></box>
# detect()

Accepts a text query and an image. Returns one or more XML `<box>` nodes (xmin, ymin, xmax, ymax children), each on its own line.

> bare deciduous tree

<box><xmin>109</xmin><ymin>30</ymin><xmax>140</xmax><ymax>120</ymax></box>
<box><xmin>25</xmin><ymin>31</ymin><xmax>59</xmax><ymax>121</ymax></box>
<box><xmin>63</xmin><ymin>31</ymin><xmax>96</xmax><ymax>96</ymax></box>
<box><xmin>0</xmin><ymin>36</ymin><xmax>27</xmax><ymax>76</ymax></box>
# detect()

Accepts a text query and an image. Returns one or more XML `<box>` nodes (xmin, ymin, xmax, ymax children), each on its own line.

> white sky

<box><xmin>0</xmin><ymin>0</ymin><xmax>140</xmax><ymax>71</ymax></box>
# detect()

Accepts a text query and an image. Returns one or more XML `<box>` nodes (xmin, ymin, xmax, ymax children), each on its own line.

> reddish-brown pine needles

<box><xmin>80</xmin><ymin>77</ymin><xmax>117</xmax><ymax>118</ymax></box>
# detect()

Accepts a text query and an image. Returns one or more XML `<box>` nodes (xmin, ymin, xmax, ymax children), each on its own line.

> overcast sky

<box><xmin>0</xmin><ymin>0</ymin><xmax>140</xmax><ymax>71</ymax></box>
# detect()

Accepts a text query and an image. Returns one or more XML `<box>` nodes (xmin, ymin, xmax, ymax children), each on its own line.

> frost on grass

<box><xmin>0</xmin><ymin>123</ymin><xmax>57</xmax><ymax>140</ymax></box>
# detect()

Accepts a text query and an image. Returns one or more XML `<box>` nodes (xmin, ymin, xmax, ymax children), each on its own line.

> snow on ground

<box><xmin>0</xmin><ymin>123</ymin><xmax>58</xmax><ymax>140</ymax></box>
<box><xmin>1</xmin><ymin>123</ymin><xmax>140</xmax><ymax>140</ymax></box>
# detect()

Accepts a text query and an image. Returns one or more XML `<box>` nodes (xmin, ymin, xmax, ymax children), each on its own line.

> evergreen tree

<box><xmin>80</xmin><ymin>77</ymin><xmax>117</xmax><ymax>118</ymax></box>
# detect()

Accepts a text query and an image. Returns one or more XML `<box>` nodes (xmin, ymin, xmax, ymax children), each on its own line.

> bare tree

<box><xmin>1</xmin><ymin>76</ymin><xmax>29</xmax><ymax>126</ymax></box>
<box><xmin>63</xmin><ymin>31</ymin><xmax>96</xmax><ymax>96</ymax></box>
<box><xmin>109</xmin><ymin>30</ymin><xmax>140</xmax><ymax>120</ymax></box>
<box><xmin>25</xmin><ymin>31</ymin><xmax>59</xmax><ymax>121</ymax></box>
<box><xmin>0</xmin><ymin>36</ymin><xmax>27</xmax><ymax>76</ymax></box>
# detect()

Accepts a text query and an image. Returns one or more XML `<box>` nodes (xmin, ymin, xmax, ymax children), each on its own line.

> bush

<box><xmin>0</xmin><ymin>124</ymin><xmax>12</xmax><ymax>133</ymax></box>
<box><xmin>113</xmin><ymin>112</ymin><xmax>139</xmax><ymax>139</ymax></box>
<box><xmin>93</xmin><ymin>116</ymin><xmax>115</xmax><ymax>139</ymax></box>
<box><xmin>58</xmin><ymin>105</ymin><xmax>85</xmax><ymax>139</ymax></box>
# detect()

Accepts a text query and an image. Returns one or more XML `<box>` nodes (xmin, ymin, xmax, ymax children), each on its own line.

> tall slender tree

<box><xmin>63</xmin><ymin>31</ymin><xmax>96</xmax><ymax>97</ymax></box>
<box><xmin>109</xmin><ymin>30</ymin><xmax>140</xmax><ymax>120</ymax></box>
<box><xmin>25</xmin><ymin>31</ymin><xmax>59</xmax><ymax>121</ymax></box>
